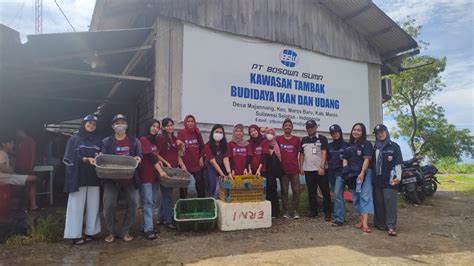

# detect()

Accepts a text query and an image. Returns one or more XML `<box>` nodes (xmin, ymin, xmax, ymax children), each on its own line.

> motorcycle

<box><xmin>400</xmin><ymin>157</ymin><xmax>425</xmax><ymax>204</ymax></box>
<box><xmin>422</xmin><ymin>164</ymin><xmax>440</xmax><ymax>196</ymax></box>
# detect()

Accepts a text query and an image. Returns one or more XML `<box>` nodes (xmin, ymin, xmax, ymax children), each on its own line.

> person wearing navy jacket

<box><xmin>327</xmin><ymin>124</ymin><xmax>349</xmax><ymax>227</ymax></box>
<box><xmin>372</xmin><ymin>124</ymin><xmax>403</xmax><ymax>236</ymax></box>
<box><xmin>63</xmin><ymin>115</ymin><xmax>102</xmax><ymax>245</ymax></box>
<box><xmin>342</xmin><ymin>123</ymin><xmax>374</xmax><ymax>233</ymax></box>
<box><xmin>101</xmin><ymin>114</ymin><xmax>142</xmax><ymax>243</ymax></box>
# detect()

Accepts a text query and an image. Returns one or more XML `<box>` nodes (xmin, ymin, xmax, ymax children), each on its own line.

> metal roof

<box><xmin>0</xmin><ymin>27</ymin><xmax>153</xmax><ymax>126</ymax></box>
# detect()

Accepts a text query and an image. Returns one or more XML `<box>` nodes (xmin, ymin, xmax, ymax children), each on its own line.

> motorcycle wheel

<box><xmin>405</xmin><ymin>190</ymin><xmax>420</xmax><ymax>204</ymax></box>
<box><xmin>424</xmin><ymin>180</ymin><xmax>437</xmax><ymax>196</ymax></box>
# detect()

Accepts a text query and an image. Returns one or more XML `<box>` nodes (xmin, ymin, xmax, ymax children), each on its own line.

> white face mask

<box><xmin>266</xmin><ymin>134</ymin><xmax>275</xmax><ymax>141</ymax></box>
<box><xmin>213</xmin><ymin>132</ymin><xmax>224</xmax><ymax>141</ymax></box>
<box><xmin>113</xmin><ymin>124</ymin><xmax>127</xmax><ymax>134</ymax></box>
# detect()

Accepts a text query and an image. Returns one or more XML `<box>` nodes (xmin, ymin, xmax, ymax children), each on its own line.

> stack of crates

<box><xmin>219</xmin><ymin>175</ymin><xmax>266</xmax><ymax>203</ymax></box>
<box><xmin>217</xmin><ymin>175</ymin><xmax>271</xmax><ymax>231</ymax></box>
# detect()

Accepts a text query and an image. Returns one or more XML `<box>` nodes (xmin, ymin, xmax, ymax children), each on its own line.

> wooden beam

<box><xmin>343</xmin><ymin>2</ymin><xmax>372</xmax><ymax>22</ymax></box>
<box><xmin>36</xmin><ymin>45</ymin><xmax>153</xmax><ymax>63</ymax></box>
<box><xmin>33</xmin><ymin>66</ymin><xmax>152</xmax><ymax>82</ymax></box>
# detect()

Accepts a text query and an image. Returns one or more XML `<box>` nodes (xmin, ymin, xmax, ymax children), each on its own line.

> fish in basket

<box><xmin>95</xmin><ymin>154</ymin><xmax>138</xmax><ymax>180</ymax></box>
<box><xmin>161</xmin><ymin>167</ymin><xmax>193</xmax><ymax>188</ymax></box>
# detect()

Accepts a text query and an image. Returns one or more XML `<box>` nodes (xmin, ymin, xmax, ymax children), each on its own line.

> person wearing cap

<box><xmin>327</xmin><ymin>124</ymin><xmax>349</xmax><ymax>226</ymax></box>
<box><xmin>299</xmin><ymin>120</ymin><xmax>331</xmax><ymax>220</ymax></box>
<box><xmin>341</xmin><ymin>123</ymin><xmax>374</xmax><ymax>233</ymax></box>
<box><xmin>62</xmin><ymin>115</ymin><xmax>102</xmax><ymax>245</ymax></box>
<box><xmin>372</xmin><ymin>124</ymin><xmax>403</xmax><ymax>236</ymax></box>
<box><xmin>276</xmin><ymin>118</ymin><xmax>302</xmax><ymax>219</ymax></box>
<box><xmin>102</xmin><ymin>114</ymin><xmax>142</xmax><ymax>243</ymax></box>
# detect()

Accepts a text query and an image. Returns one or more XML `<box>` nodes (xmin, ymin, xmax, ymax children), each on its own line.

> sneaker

<box><xmin>331</xmin><ymin>221</ymin><xmax>344</xmax><ymax>227</ymax></box>
<box><xmin>283</xmin><ymin>211</ymin><xmax>291</xmax><ymax>219</ymax></box>
<box><xmin>293</xmin><ymin>212</ymin><xmax>301</xmax><ymax>219</ymax></box>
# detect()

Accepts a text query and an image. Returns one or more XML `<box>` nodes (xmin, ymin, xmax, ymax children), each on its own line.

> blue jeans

<box><xmin>351</xmin><ymin>169</ymin><xmax>374</xmax><ymax>215</ymax></box>
<box><xmin>206</xmin><ymin>161</ymin><xmax>220</xmax><ymax>199</ymax></box>
<box><xmin>140</xmin><ymin>182</ymin><xmax>158</xmax><ymax>233</ymax></box>
<box><xmin>158</xmin><ymin>186</ymin><xmax>173</xmax><ymax>224</ymax></box>
<box><xmin>333</xmin><ymin>175</ymin><xmax>346</xmax><ymax>223</ymax></box>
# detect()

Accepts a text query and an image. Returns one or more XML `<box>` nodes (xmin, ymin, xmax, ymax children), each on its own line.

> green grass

<box><xmin>437</xmin><ymin>174</ymin><xmax>474</xmax><ymax>196</ymax></box>
<box><xmin>435</xmin><ymin>157</ymin><xmax>474</xmax><ymax>174</ymax></box>
<box><xmin>5</xmin><ymin>211</ymin><xmax>65</xmax><ymax>248</ymax></box>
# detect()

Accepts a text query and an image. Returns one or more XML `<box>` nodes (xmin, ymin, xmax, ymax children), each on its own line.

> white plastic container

<box><xmin>216</xmin><ymin>200</ymin><xmax>271</xmax><ymax>231</ymax></box>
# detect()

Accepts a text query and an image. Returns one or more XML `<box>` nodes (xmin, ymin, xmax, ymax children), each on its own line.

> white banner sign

<box><xmin>182</xmin><ymin>24</ymin><xmax>370</xmax><ymax>132</ymax></box>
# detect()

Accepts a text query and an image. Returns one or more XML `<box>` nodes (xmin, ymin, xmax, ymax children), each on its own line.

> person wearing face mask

<box><xmin>263</xmin><ymin>127</ymin><xmax>283</xmax><ymax>218</ymax></box>
<box><xmin>248</xmin><ymin>124</ymin><xmax>268</xmax><ymax>177</ymax></box>
<box><xmin>138</xmin><ymin>119</ymin><xmax>167</xmax><ymax>240</ymax></box>
<box><xmin>204</xmin><ymin>124</ymin><xmax>232</xmax><ymax>198</ymax></box>
<box><xmin>372</xmin><ymin>124</ymin><xmax>403</xmax><ymax>236</ymax></box>
<box><xmin>327</xmin><ymin>124</ymin><xmax>349</xmax><ymax>227</ymax></box>
<box><xmin>177</xmin><ymin>115</ymin><xmax>206</xmax><ymax>198</ymax></box>
<box><xmin>276</xmin><ymin>118</ymin><xmax>302</xmax><ymax>219</ymax></box>
<box><xmin>62</xmin><ymin>115</ymin><xmax>102</xmax><ymax>245</ymax></box>
<box><xmin>102</xmin><ymin>114</ymin><xmax>142</xmax><ymax>243</ymax></box>
<box><xmin>342</xmin><ymin>123</ymin><xmax>374</xmax><ymax>233</ymax></box>
<box><xmin>227</xmin><ymin>124</ymin><xmax>253</xmax><ymax>176</ymax></box>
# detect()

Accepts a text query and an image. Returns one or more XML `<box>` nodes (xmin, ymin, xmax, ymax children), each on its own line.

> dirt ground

<box><xmin>1</xmin><ymin>190</ymin><xmax>473</xmax><ymax>265</ymax></box>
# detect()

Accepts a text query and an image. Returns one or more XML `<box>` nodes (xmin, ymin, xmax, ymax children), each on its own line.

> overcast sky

<box><xmin>1</xmin><ymin>0</ymin><xmax>473</xmax><ymax>160</ymax></box>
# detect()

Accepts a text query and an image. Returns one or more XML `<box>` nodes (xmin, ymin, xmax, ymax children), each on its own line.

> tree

<box><xmin>386</xmin><ymin>18</ymin><xmax>473</xmax><ymax>161</ymax></box>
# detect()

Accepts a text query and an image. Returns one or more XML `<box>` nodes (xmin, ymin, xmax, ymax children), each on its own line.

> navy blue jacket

<box><xmin>327</xmin><ymin>141</ymin><xmax>349</xmax><ymax>175</ymax></box>
<box><xmin>372</xmin><ymin>141</ymin><xmax>403</xmax><ymax>188</ymax></box>
<box><xmin>102</xmin><ymin>135</ymin><xmax>143</xmax><ymax>188</ymax></box>
<box><xmin>63</xmin><ymin>134</ymin><xmax>102</xmax><ymax>193</ymax></box>
<box><xmin>342</xmin><ymin>140</ymin><xmax>373</xmax><ymax>178</ymax></box>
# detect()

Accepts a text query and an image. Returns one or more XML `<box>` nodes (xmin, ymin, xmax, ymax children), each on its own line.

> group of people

<box><xmin>59</xmin><ymin>113</ymin><xmax>403</xmax><ymax>245</ymax></box>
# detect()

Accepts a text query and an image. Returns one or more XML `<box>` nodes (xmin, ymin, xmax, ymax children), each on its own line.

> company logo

<box><xmin>279</xmin><ymin>49</ymin><xmax>299</xmax><ymax>67</ymax></box>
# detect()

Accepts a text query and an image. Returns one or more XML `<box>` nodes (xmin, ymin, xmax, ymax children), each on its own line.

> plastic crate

<box><xmin>174</xmin><ymin>198</ymin><xmax>217</xmax><ymax>231</ymax></box>
<box><xmin>161</xmin><ymin>167</ymin><xmax>193</xmax><ymax>188</ymax></box>
<box><xmin>219</xmin><ymin>175</ymin><xmax>266</xmax><ymax>203</ymax></box>
<box><xmin>95</xmin><ymin>154</ymin><xmax>138</xmax><ymax>179</ymax></box>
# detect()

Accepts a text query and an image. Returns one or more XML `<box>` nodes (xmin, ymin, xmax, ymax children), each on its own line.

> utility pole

<box><xmin>35</xmin><ymin>0</ymin><xmax>43</xmax><ymax>34</ymax></box>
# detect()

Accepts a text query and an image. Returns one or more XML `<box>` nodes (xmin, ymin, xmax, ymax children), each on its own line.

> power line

<box><xmin>54</xmin><ymin>0</ymin><xmax>76</xmax><ymax>32</ymax></box>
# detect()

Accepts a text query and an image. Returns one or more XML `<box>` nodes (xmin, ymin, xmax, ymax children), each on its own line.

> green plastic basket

<box><xmin>174</xmin><ymin>198</ymin><xmax>217</xmax><ymax>231</ymax></box>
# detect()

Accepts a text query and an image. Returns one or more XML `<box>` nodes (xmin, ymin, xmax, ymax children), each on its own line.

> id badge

<box><xmin>312</xmin><ymin>147</ymin><xmax>318</xmax><ymax>154</ymax></box>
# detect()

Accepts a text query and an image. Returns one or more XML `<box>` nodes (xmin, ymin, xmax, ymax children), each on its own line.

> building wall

<box><xmin>154</xmin><ymin>0</ymin><xmax>382</xmax><ymax>65</ymax></box>
<box><xmin>153</xmin><ymin>15</ymin><xmax>382</xmax><ymax>138</ymax></box>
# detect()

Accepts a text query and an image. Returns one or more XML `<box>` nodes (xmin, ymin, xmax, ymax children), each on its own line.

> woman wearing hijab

<box><xmin>227</xmin><ymin>124</ymin><xmax>252</xmax><ymax>176</ymax></box>
<box><xmin>139</xmin><ymin>119</ymin><xmax>167</xmax><ymax>240</ymax></box>
<box><xmin>248</xmin><ymin>124</ymin><xmax>267</xmax><ymax>176</ymax></box>
<box><xmin>63</xmin><ymin>115</ymin><xmax>102</xmax><ymax>245</ymax></box>
<box><xmin>327</xmin><ymin>124</ymin><xmax>349</xmax><ymax>226</ymax></box>
<box><xmin>372</xmin><ymin>124</ymin><xmax>403</xmax><ymax>236</ymax></box>
<box><xmin>264</xmin><ymin>127</ymin><xmax>283</xmax><ymax>218</ymax></box>
<box><xmin>204</xmin><ymin>124</ymin><xmax>231</xmax><ymax>198</ymax></box>
<box><xmin>341</xmin><ymin>123</ymin><xmax>374</xmax><ymax>233</ymax></box>
<box><xmin>177</xmin><ymin>115</ymin><xmax>206</xmax><ymax>198</ymax></box>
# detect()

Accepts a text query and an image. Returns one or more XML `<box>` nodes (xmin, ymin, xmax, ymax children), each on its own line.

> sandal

<box><xmin>105</xmin><ymin>234</ymin><xmax>115</xmax><ymax>243</ymax></box>
<box><xmin>354</xmin><ymin>223</ymin><xmax>363</xmax><ymax>229</ymax></box>
<box><xmin>72</xmin><ymin>238</ymin><xmax>85</xmax><ymax>245</ymax></box>
<box><xmin>362</xmin><ymin>227</ymin><xmax>372</xmax><ymax>233</ymax></box>
<box><xmin>121</xmin><ymin>234</ymin><xmax>134</xmax><ymax>242</ymax></box>
<box><xmin>84</xmin><ymin>235</ymin><xmax>96</xmax><ymax>242</ymax></box>
<box><xmin>388</xmin><ymin>229</ymin><xmax>397</xmax><ymax>236</ymax></box>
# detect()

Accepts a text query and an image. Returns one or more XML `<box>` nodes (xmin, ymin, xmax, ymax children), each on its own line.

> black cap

<box><xmin>112</xmin><ymin>114</ymin><xmax>127</xmax><ymax>124</ymax></box>
<box><xmin>83</xmin><ymin>114</ymin><xmax>98</xmax><ymax>122</ymax></box>
<box><xmin>329</xmin><ymin>124</ymin><xmax>341</xmax><ymax>133</ymax></box>
<box><xmin>305</xmin><ymin>119</ymin><xmax>317</xmax><ymax>129</ymax></box>
<box><xmin>373</xmin><ymin>124</ymin><xmax>388</xmax><ymax>134</ymax></box>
